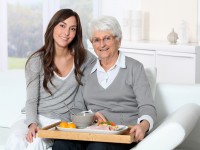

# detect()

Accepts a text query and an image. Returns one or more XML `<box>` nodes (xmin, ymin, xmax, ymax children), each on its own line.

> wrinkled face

<box><xmin>91</xmin><ymin>31</ymin><xmax>121</xmax><ymax>60</ymax></box>
<box><xmin>53</xmin><ymin>16</ymin><xmax>77</xmax><ymax>49</ymax></box>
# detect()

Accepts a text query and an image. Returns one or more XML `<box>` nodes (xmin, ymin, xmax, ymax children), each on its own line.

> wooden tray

<box><xmin>38</xmin><ymin>121</ymin><xmax>134</xmax><ymax>144</ymax></box>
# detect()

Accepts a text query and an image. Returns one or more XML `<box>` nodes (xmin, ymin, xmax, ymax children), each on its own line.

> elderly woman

<box><xmin>53</xmin><ymin>16</ymin><xmax>157</xmax><ymax>150</ymax></box>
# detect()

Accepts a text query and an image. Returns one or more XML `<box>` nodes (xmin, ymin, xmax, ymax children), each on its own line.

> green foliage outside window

<box><xmin>8</xmin><ymin>57</ymin><xmax>27</xmax><ymax>69</ymax></box>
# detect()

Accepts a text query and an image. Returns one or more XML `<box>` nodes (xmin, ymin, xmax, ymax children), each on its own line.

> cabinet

<box><xmin>121</xmin><ymin>41</ymin><xmax>200</xmax><ymax>84</ymax></box>
<box><xmin>87</xmin><ymin>40</ymin><xmax>200</xmax><ymax>84</ymax></box>
<box><xmin>120</xmin><ymin>48</ymin><xmax>156</xmax><ymax>68</ymax></box>
<box><xmin>156</xmin><ymin>51</ymin><xmax>197</xmax><ymax>83</ymax></box>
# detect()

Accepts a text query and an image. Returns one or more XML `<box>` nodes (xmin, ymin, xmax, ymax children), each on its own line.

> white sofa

<box><xmin>0</xmin><ymin>70</ymin><xmax>200</xmax><ymax>150</ymax></box>
<box><xmin>0</xmin><ymin>70</ymin><xmax>26</xmax><ymax>150</ymax></box>
<box><xmin>132</xmin><ymin>84</ymin><xmax>200</xmax><ymax>150</ymax></box>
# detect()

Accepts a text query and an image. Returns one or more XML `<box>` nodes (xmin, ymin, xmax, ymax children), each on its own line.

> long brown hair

<box><xmin>26</xmin><ymin>9</ymin><xmax>86</xmax><ymax>94</ymax></box>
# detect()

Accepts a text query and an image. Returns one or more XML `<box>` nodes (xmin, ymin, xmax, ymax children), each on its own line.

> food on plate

<box><xmin>59</xmin><ymin>121</ymin><xmax>69</xmax><ymax>128</ymax></box>
<box><xmin>68</xmin><ymin>122</ymin><xmax>76</xmax><ymax>128</ymax></box>
<box><xmin>59</xmin><ymin>121</ymin><xmax>77</xmax><ymax>129</ymax></box>
<box><xmin>87</xmin><ymin>121</ymin><xmax>118</xmax><ymax>131</ymax></box>
<box><xmin>98</xmin><ymin>121</ymin><xmax>118</xmax><ymax>130</ymax></box>
<box><xmin>98</xmin><ymin>121</ymin><xmax>116</xmax><ymax>126</ymax></box>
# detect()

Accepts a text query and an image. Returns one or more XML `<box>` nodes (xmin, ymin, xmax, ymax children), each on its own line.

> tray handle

<box><xmin>41</xmin><ymin>121</ymin><xmax>61</xmax><ymax>130</ymax></box>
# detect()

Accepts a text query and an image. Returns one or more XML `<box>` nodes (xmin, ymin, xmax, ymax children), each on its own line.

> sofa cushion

<box><xmin>145</xmin><ymin>67</ymin><xmax>157</xmax><ymax>99</ymax></box>
<box><xmin>0</xmin><ymin>70</ymin><xmax>26</xmax><ymax>127</ymax></box>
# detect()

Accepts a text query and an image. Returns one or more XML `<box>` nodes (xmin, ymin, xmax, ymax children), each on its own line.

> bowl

<box><xmin>71</xmin><ymin>110</ymin><xmax>95</xmax><ymax>129</ymax></box>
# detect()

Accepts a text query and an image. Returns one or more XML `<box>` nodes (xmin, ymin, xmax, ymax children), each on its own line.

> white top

<box><xmin>54</xmin><ymin>64</ymin><xmax>74</xmax><ymax>80</ymax></box>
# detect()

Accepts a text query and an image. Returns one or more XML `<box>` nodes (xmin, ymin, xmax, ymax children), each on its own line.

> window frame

<box><xmin>0</xmin><ymin>0</ymin><xmax>8</xmax><ymax>71</ymax></box>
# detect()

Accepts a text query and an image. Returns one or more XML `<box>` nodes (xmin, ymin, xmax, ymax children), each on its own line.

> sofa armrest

<box><xmin>131</xmin><ymin>103</ymin><xmax>200</xmax><ymax>150</ymax></box>
<box><xmin>0</xmin><ymin>70</ymin><xmax>26</xmax><ymax>127</ymax></box>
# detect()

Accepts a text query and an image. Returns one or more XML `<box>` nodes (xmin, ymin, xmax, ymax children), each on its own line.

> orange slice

<box><xmin>68</xmin><ymin>122</ymin><xmax>76</xmax><ymax>128</ymax></box>
<box><xmin>59</xmin><ymin>121</ymin><xmax>68</xmax><ymax>128</ymax></box>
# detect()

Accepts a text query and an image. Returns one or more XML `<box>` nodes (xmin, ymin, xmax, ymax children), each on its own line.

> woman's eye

<box><xmin>105</xmin><ymin>37</ymin><xmax>111</xmax><ymax>41</ymax></box>
<box><xmin>71</xmin><ymin>27</ymin><xmax>77</xmax><ymax>31</ymax></box>
<box><xmin>60</xmin><ymin>24</ymin><xmax>65</xmax><ymax>28</ymax></box>
<box><xmin>93</xmin><ymin>39</ymin><xmax>99</xmax><ymax>43</ymax></box>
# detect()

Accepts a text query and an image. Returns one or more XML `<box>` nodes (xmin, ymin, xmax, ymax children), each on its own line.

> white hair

<box><xmin>87</xmin><ymin>16</ymin><xmax>122</xmax><ymax>41</ymax></box>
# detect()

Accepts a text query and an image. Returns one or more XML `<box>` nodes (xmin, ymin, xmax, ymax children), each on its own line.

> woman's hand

<box><xmin>129</xmin><ymin>120</ymin><xmax>150</xmax><ymax>142</ymax></box>
<box><xmin>26</xmin><ymin>123</ymin><xmax>39</xmax><ymax>143</ymax></box>
<box><xmin>94</xmin><ymin>112</ymin><xmax>107</xmax><ymax>123</ymax></box>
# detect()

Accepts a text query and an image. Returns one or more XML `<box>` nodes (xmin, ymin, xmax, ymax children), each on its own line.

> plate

<box><xmin>56</xmin><ymin>125</ymin><xmax>128</xmax><ymax>135</ymax></box>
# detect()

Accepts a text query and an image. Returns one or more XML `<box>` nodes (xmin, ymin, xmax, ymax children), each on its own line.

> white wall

<box><xmin>98</xmin><ymin>0</ymin><xmax>198</xmax><ymax>43</ymax></box>
<box><xmin>141</xmin><ymin>0</ymin><xmax>198</xmax><ymax>42</ymax></box>
<box><xmin>100</xmin><ymin>0</ymin><xmax>142</xmax><ymax>41</ymax></box>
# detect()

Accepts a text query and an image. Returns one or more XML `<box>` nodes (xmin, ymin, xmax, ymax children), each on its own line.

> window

<box><xmin>7</xmin><ymin>0</ymin><xmax>43</xmax><ymax>69</ymax></box>
<box><xmin>0</xmin><ymin>0</ymin><xmax>94</xmax><ymax>71</ymax></box>
<box><xmin>0</xmin><ymin>0</ymin><xmax>140</xmax><ymax>71</ymax></box>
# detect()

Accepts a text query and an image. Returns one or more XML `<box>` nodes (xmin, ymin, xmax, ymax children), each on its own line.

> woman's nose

<box><xmin>100</xmin><ymin>39</ymin><xmax>106</xmax><ymax>47</ymax></box>
<box><xmin>65</xmin><ymin>29</ymin><xmax>70</xmax><ymax>36</ymax></box>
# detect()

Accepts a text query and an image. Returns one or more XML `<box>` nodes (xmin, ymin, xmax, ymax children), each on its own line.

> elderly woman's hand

<box><xmin>129</xmin><ymin>120</ymin><xmax>150</xmax><ymax>142</ymax></box>
<box><xmin>94</xmin><ymin>112</ymin><xmax>107</xmax><ymax>123</ymax></box>
<box><xmin>26</xmin><ymin>123</ymin><xmax>39</xmax><ymax>143</ymax></box>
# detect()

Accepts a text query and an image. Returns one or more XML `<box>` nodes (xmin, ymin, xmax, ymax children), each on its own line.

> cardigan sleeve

<box><xmin>24</xmin><ymin>55</ymin><xmax>42</xmax><ymax>127</ymax></box>
<box><xmin>132</xmin><ymin>63</ymin><xmax>157</xmax><ymax>127</ymax></box>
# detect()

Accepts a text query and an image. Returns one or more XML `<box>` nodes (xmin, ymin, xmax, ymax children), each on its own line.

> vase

<box><xmin>167</xmin><ymin>28</ymin><xmax>179</xmax><ymax>44</ymax></box>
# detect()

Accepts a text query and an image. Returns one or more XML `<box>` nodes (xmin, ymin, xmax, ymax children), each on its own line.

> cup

<box><xmin>71</xmin><ymin>110</ymin><xmax>95</xmax><ymax>129</ymax></box>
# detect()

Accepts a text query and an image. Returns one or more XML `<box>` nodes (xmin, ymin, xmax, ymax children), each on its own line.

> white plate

<box><xmin>56</xmin><ymin>125</ymin><xmax>128</xmax><ymax>135</ymax></box>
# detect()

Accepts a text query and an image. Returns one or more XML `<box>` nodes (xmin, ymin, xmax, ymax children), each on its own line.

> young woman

<box><xmin>5</xmin><ymin>9</ymin><xmax>96</xmax><ymax>150</ymax></box>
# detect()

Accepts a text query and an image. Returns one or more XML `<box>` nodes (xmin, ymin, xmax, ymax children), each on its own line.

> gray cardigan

<box><xmin>74</xmin><ymin>56</ymin><xmax>157</xmax><ymax>125</ymax></box>
<box><xmin>25</xmin><ymin>51</ymin><xmax>96</xmax><ymax>126</ymax></box>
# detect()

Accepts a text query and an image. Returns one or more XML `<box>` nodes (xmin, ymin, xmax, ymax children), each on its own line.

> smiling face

<box><xmin>53</xmin><ymin>16</ymin><xmax>77</xmax><ymax>50</ymax></box>
<box><xmin>92</xmin><ymin>31</ymin><xmax>121</xmax><ymax>61</ymax></box>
